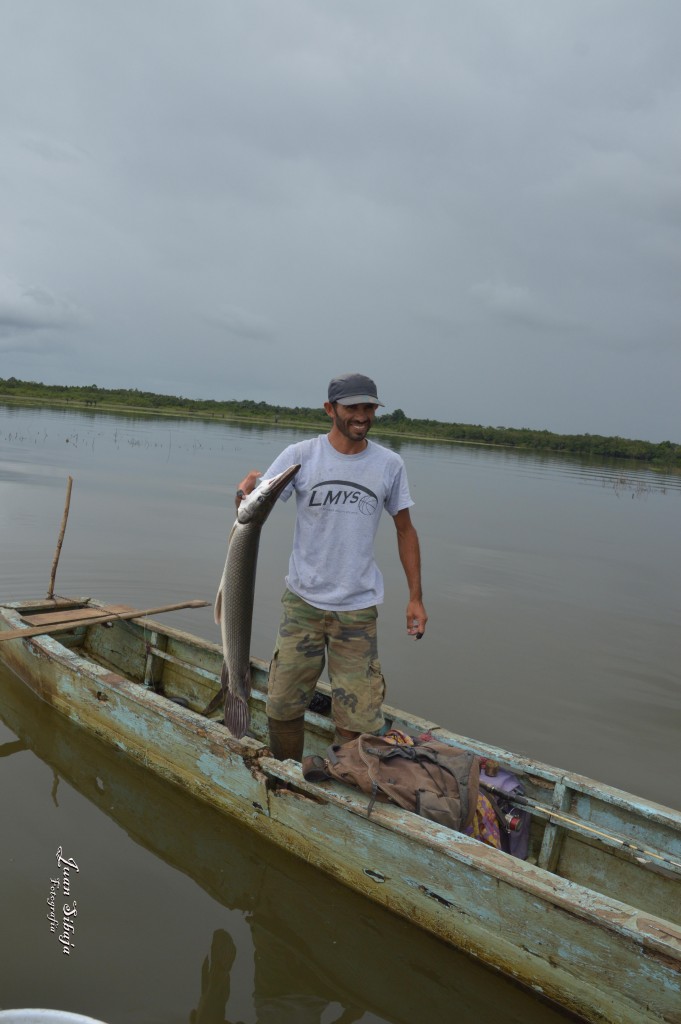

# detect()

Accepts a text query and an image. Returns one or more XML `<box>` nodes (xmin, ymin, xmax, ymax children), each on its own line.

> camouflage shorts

<box><xmin>266</xmin><ymin>589</ymin><xmax>386</xmax><ymax>733</ymax></box>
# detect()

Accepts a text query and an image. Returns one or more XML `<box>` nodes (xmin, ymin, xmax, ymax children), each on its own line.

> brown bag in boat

<box><xmin>303</xmin><ymin>734</ymin><xmax>480</xmax><ymax>832</ymax></box>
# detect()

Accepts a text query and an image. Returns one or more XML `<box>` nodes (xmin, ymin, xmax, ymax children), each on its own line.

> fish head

<box><xmin>237</xmin><ymin>464</ymin><xmax>301</xmax><ymax>525</ymax></box>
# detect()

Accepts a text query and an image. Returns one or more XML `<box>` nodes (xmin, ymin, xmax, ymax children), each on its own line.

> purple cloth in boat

<box><xmin>480</xmin><ymin>767</ymin><xmax>530</xmax><ymax>860</ymax></box>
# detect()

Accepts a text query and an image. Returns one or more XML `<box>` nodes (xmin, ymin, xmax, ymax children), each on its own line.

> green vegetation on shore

<box><xmin>1</xmin><ymin>376</ymin><xmax>678</xmax><ymax>469</ymax></box>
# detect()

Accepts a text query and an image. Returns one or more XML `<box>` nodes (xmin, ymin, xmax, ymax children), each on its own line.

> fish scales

<box><xmin>213</xmin><ymin>465</ymin><xmax>300</xmax><ymax>738</ymax></box>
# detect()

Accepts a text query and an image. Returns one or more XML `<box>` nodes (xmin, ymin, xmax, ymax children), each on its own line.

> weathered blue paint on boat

<box><xmin>0</xmin><ymin>664</ymin><xmax>578</xmax><ymax>1024</ymax></box>
<box><xmin>1</xmin><ymin>597</ymin><xmax>680</xmax><ymax>1024</ymax></box>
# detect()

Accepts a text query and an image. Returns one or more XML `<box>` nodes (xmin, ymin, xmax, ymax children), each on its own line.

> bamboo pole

<box><xmin>47</xmin><ymin>475</ymin><xmax>73</xmax><ymax>599</ymax></box>
<box><xmin>0</xmin><ymin>600</ymin><xmax>209</xmax><ymax>642</ymax></box>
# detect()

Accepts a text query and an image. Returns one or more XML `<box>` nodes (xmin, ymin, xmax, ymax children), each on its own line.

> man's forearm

<box><xmin>392</xmin><ymin>509</ymin><xmax>427</xmax><ymax>635</ymax></box>
<box><xmin>397</xmin><ymin>522</ymin><xmax>423</xmax><ymax>600</ymax></box>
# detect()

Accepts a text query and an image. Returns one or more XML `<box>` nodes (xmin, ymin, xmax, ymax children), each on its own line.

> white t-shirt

<box><xmin>263</xmin><ymin>435</ymin><xmax>414</xmax><ymax>611</ymax></box>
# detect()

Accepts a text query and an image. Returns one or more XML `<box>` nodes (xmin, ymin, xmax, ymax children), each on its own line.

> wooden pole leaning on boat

<box><xmin>0</xmin><ymin>600</ymin><xmax>210</xmax><ymax>642</ymax></box>
<box><xmin>480</xmin><ymin>780</ymin><xmax>681</xmax><ymax>872</ymax></box>
<box><xmin>47</xmin><ymin>475</ymin><xmax>73</xmax><ymax>600</ymax></box>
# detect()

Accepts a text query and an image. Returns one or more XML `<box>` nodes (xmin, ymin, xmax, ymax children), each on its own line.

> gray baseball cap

<box><xmin>327</xmin><ymin>373</ymin><xmax>385</xmax><ymax>407</ymax></box>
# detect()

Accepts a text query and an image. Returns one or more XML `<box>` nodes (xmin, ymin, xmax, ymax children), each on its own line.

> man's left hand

<box><xmin>406</xmin><ymin>600</ymin><xmax>428</xmax><ymax>640</ymax></box>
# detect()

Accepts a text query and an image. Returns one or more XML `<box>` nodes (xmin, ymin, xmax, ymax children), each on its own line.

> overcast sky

<box><xmin>2</xmin><ymin>1</ymin><xmax>680</xmax><ymax>442</ymax></box>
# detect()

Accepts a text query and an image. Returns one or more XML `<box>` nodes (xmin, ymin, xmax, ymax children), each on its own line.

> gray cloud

<box><xmin>0</xmin><ymin>275</ymin><xmax>83</xmax><ymax>339</ymax></box>
<box><xmin>20</xmin><ymin>133</ymin><xmax>88</xmax><ymax>164</ymax></box>
<box><xmin>202</xmin><ymin>305</ymin><xmax>276</xmax><ymax>344</ymax></box>
<box><xmin>471</xmin><ymin>281</ymin><xmax>576</xmax><ymax>333</ymax></box>
<box><xmin>1</xmin><ymin>1</ymin><xmax>680</xmax><ymax>441</ymax></box>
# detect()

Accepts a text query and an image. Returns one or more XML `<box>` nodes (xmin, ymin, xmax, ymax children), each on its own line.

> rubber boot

<box><xmin>333</xmin><ymin>727</ymin><xmax>360</xmax><ymax>747</ymax></box>
<box><xmin>268</xmin><ymin>716</ymin><xmax>305</xmax><ymax>762</ymax></box>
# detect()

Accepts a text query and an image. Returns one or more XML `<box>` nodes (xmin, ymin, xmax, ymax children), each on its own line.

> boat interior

<box><xmin>4</xmin><ymin>596</ymin><xmax>681</xmax><ymax>926</ymax></box>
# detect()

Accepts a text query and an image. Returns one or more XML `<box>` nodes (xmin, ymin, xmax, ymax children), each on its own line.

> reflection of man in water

<box><xmin>190</xmin><ymin>929</ymin><xmax>236</xmax><ymax>1024</ymax></box>
<box><xmin>190</xmin><ymin>926</ymin><xmax>363</xmax><ymax>1024</ymax></box>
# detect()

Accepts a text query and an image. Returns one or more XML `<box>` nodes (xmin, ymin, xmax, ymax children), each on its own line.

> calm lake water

<box><xmin>1</xmin><ymin>403</ymin><xmax>679</xmax><ymax>1022</ymax></box>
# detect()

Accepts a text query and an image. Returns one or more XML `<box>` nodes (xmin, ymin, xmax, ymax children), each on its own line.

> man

<box><xmin>236</xmin><ymin>373</ymin><xmax>427</xmax><ymax>761</ymax></box>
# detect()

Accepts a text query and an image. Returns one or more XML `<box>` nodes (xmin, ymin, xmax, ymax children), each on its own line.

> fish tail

<box><xmin>224</xmin><ymin>691</ymin><xmax>251</xmax><ymax>739</ymax></box>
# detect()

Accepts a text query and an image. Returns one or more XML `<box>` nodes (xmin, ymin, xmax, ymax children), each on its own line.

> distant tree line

<box><xmin>1</xmin><ymin>376</ymin><xmax>678</xmax><ymax>469</ymax></box>
<box><xmin>378</xmin><ymin>408</ymin><xmax>680</xmax><ymax>467</ymax></box>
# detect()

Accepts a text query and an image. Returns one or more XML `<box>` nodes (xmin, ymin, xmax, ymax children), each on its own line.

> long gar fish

<box><xmin>210</xmin><ymin>464</ymin><xmax>300</xmax><ymax>738</ymax></box>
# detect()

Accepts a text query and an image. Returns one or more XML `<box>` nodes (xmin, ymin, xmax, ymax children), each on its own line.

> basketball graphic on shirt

<box><xmin>358</xmin><ymin>494</ymin><xmax>378</xmax><ymax>516</ymax></box>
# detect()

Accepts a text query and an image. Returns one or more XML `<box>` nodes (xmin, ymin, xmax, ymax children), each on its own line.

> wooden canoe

<box><xmin>1</xmin><ymin>596</ymin><xmax>679</xmax><ymax>1024</ymax></box>
<box><xmin>0</xmin><ymin>656</ymin><xmax>576</xmax><ymax>1024</ymax></box>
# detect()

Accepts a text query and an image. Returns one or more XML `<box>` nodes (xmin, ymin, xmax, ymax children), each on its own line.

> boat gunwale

<box><xmin>5</xmin><ymin>598</ymin><xmax>679</xmax><ymax>828</ymax></box>
<box><xmin>1</xmin><ymin>599</ymin><xmax>680</xmax><ymax>963</ymax></box>
<box><xmin>3</xmin><ymin>598</ymin><xmax>681</xmax><ymax>834</ymax></box>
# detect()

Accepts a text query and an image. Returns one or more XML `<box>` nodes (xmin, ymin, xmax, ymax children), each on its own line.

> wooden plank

<box><xmin>146</xmin><ymin>645</ymin><xmax>220</xmax><ymax>685</ymax></box>
<box><xmin>0</xmin><ymin>600</ymin><xmax>209</xmax><ymax>641</ymax></box>
<box><xmin>21</xmin><ymin>604</ymin><xmax>132</xmax><ymax>627</ymax></box>
<box><xmin>537</xmin><ymin>780</ymin><xmax>572</xmax><ymax>872</ymax></box>
<box><xmin>143</xmin><ymin>630</ymin><xmax>160</xmax><ymax>689</ymax></box>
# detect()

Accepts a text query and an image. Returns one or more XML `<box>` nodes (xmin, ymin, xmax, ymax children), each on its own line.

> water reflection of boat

<box><xmin>0</xmin><ymin>596</ymin><xmax>679</xmax><ymax>1024</ymax></box>
<box><xmin>0</xmin><ymin>654</ymin><xmax>569</xmax><ymax>1024</ymax></box>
